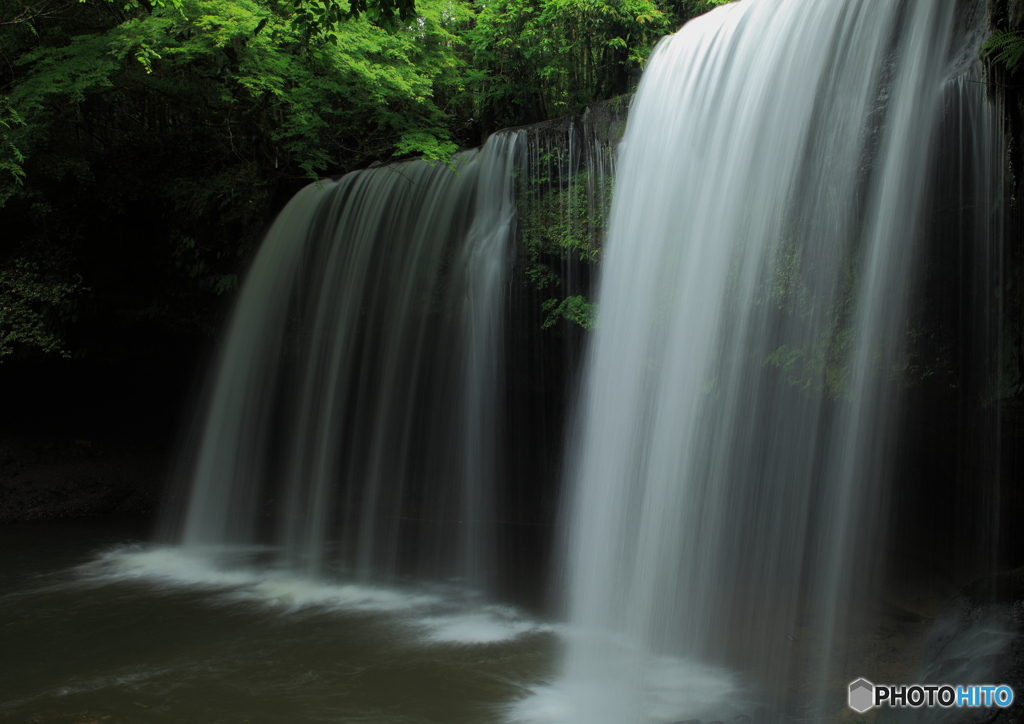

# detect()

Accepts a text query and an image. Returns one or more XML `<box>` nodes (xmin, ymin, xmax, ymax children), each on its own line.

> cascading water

<box><xmin>528</xmin><ymin>1</ymin><xmax>1005</xmax><ymax>723</ymax></box>
<box><xmin>173</xmin><ymin>132</ymin><xmax>522</xmax><ymax>589</ymax></box>
<box><xmin>2</xmin><ymin>1</ymin><xmax>1010</xmax><ymax>721</ymax></box>
<box><xmin>166</xmin><ymin>103</ymin><xmax>623</xmax><ymax>605</ymax></box>
<box><xmin>152</xmin><ymin>1</ymin><xmax>1007</xmax><ymax>719</ymax></box>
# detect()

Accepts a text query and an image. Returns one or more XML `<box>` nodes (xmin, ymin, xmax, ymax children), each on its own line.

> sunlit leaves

<box><xmin>0</xmin><ymin>0</ymin><xmax>725</xmax><ymax>356</ymax></box>
<box><xmin>0</xmin><ymin>0</ymin><xmax>474</xmax><ymax>355</ymax></box>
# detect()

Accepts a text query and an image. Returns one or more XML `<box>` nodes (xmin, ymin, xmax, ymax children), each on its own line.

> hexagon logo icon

<box><xmin>849</xmin><ymin>679</ymin><xmax>874</xmax><ymax>713</ymax></box>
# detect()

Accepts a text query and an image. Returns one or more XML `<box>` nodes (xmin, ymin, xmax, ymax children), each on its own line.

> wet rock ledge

<box><xmin>895</xmin><ymin>567</ymin><xmax>1024</xmax><ymax>724</ymax></box>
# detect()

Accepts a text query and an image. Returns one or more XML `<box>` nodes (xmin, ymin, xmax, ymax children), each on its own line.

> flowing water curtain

<box><xmin>173</xmin><ymin>131</ymin><xmax>524</xmax><ymax>589</ymax></box>
<box><xmin>552</xmin><ymin>0</ymin><xmax>1003</xmax><ymax>721</ymax></box>
<box><xmin>518</xmin><ymin>106</ymin><xmax>622</xmax><ymax>332</ymax></box>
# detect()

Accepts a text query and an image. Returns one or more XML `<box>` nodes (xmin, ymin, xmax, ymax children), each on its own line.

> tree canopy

<box><xmin>0</xmin><ymin>0</ymin><xmax>726</xmax><ymax>363</ymax></box>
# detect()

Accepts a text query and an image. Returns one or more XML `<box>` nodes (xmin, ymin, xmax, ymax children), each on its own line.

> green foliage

<box><xmin>982</xmin><ymin>29</ymin><xmax>1024</xmax><ymax>74</ymax></box>
<box><xmin>0</xmin><ymin>0</ymin><xmax>418</xmax><ymax>36</ymax></box>
<box><xmin>757</xmin><ymin>227</ymin><xmax>958</xmax><ymax>399</ymax></box>
<box><xmin>395</xmin><ymin>131</ymin><xmax>460</xmax><ymax>164</ymax></box>
<box><xmin>982</xmin><ymin>0</ymin><xmax>1024</xmax><ymax>197</ymax></box>
<box><xmin>0</xmin><ymin>258</ymin><xmax>85</xmax><ymax>360</ymax></box>
<box><xmin>0</xmin><ymin>100</ymin><xmax>26</xmax><ymax>206</ymax></box>
<box><xmin>3</xmin><ymin>0</ymin><xmax>472</xmax><ymax>201</ymax></box>
<box><xmin>0</xmin><ymin>0</ymin><xmax>474</xmax><ymax>357</ymax></box>
<box><xmin>282</xmin><ymin>0</ymin><xmax>417</xmax><ymax>35</ymax></box>
<box><xmin>520</xmin><ymin>158</ymin><xmax>611</xmax><ymax>330</ymax></box>
<box><xmin>522</xmin><ymin>166</ymin><xmax>608</xmax><ymax>267</ymax></box>
<box><xmin>890</xmin><ymin>322</ymin><xmax>956</xmax><ymax>389</ymax></box>
<box><xmin>0</xmin><ymin>0</ymin><xmax>724</xmax><ymax>358</ymax></box>
<box><xmin>766</xmin><ymin>234</ymin><xmax>809</xmax><ymax>317</ymax></box>
<box><xmin>466</xmin><ymin>0</ymin><xmax>722</xmax><ymax>332</ymax></box>
<box><xmin>467</xmin><ymin>0</ymin><xmax>676</xmax><ymax>129</ymax></box>
<box><xmin>541</xmin><ymin>294</ymin><xmax>595</xmax><ymax>329</ymax></box>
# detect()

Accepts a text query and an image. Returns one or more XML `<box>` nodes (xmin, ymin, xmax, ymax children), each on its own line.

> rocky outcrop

<box><xmin>893</xmin><ymin>569</ymin><xmax>1024</xmax><ymax>724</ymax></box>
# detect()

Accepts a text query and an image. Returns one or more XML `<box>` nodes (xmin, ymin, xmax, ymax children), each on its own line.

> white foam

<box><xmin>72</xmin><ymin>545</ymin><xmax>556</xmax><ymax>645</ymax></box>
<box><xmin>75</xmin><ymin>545</ymin><xmax>444</xmax><ymax>613</ymax></box>
<box><xmin>84</xmin><ymin>545</ymin><xmax>265</xmax><ymax>588</ymax></box>
<box><xmin>506</xmin><ymin>654</ymin><xmax>750</xmax><ymax>724</ymax></box>
<box><xmin>417</xmin><ymin>606</ymin><xmax>555</xmax><ymax>644</ymax></box>
<box><xmin>234</xmin><ymin>577</ymin><xmax>440</xmax><ymax>613</ymax></box>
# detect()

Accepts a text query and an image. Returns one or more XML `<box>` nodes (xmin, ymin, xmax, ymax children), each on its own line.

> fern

<box><xmin>982</xmin><ymin>29</ymin><xmax>1024</xmax><ymax>73</ymax></box>
<box><xmin>0</xmin><ymin>99</ymin><xmax>26</xmax><ymax>207</ymax></box>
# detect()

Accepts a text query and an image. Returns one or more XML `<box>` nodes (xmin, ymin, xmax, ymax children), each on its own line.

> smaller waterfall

<box><xmin>172</xmin><ymin>132</ymin><xmax>522</xmax><ymax>589</ymax></box>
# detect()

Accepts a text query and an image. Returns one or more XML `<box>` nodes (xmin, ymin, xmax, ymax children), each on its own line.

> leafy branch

<box><xmin>0</xmin><ymin>99</ymin><xmax>26</xmax><ymax>206</ymax></box>
<box><xmin>982</xmin><ymin>29</ymin><xmax>1024</xmax><ymax>74</ymax></box>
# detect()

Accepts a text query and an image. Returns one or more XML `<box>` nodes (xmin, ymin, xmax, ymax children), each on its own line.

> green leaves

<box><xmin>541</xmin><ymin>294</ymin><xmax>596</xmax><ymax>330</ymax></box>
<box><xmin>466</xmin><ymin>0</ymin><xmax>674</xmax><ymax>126</ymax></box>
<box><xmin>0</xmin><ymin>258</ymin><xmax>85</xmax><ymax>361</ymax></box>
<box><xmin>395</xmin><ymin>131</ymin><xmax>458</xmax><ymax>163</ymax></box>
<box><xmin>7</xmin><ymin>0</ymin><xmax>468</xmax><ymax>186</ymax></box>
<box><xmin>0</xmin><ymin>0</ymin><xmax>473</xmax><ymax>357</ymax></box>
<box><xmin>520</xmin><ymin>160</ymin><xmax>611</xmax><ymax>331</ymax></box>
<box><xmin>983</xmin><ymin>29</ymin><xmax>1024</xmax><ymax>73</ymax></box>
<box><xmin>0</xmin><ymin>100</ymin><xmax>26</xmax><ymax>207</ymax></box>
<box><xmin>0</xmin><ymin>0</ymin><xmax>726</xmax><ymax>358</ymax></box>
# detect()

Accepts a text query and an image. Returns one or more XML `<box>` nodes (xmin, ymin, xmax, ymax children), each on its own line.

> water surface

<box><xmin>1</xmin><ymin>518</ymin><xmax>558</xmax><ymax>724</ymax></box>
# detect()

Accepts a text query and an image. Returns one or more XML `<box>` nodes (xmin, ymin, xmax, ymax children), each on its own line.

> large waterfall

<box><xmin>157</xmin><ymin>0</ymin><xmax>1006</xmax><ymax>721</ymax></box>
<box><xmin>3</xmin><ymin>0</ymin><xmax>1013</xmax><ymax>722</ymax></box>
<box><xmin>539</xmin><ymin>0</ymin><xmax>1003</xmax><ymax>722</ymax></box>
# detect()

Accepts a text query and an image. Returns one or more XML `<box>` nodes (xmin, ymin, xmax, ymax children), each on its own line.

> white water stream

<box><xmin>535</xmin><ymin>1</ymin><xmax>1000</xmax><ymax>722</ymax></box>
<box><xmin>53</xmin><ymin>2</ymin><xmax>998</xmax><ymax>723</ymax></box>
<box><xmin>176</xmin><ymin>133</ymin><xmax>522</xmax><ymax>589</ymax></box>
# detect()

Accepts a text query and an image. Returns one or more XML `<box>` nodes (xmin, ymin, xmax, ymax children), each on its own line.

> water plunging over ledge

<box><xmin>5</xmin><ymin>1</ymin><xmax>1004</xmax><ymax>723</ymax></box>
<box><xmin>172</xmin><ymin>132</ymin><xmax>523</xmax><ymax>590</ymax></box>
<box><xmin>534</xmin><ymin>0</ymin><xmax>1005</xmax><ymax>722</ymax></box>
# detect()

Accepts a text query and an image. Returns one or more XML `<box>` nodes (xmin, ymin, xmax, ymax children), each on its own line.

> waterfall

<box><xmin>167</xmin><ymin>105</ymin><xmax>624</xmax><ymax>603</ymax></box>
<box><xmin>545</xmin><ymin>0</ymin><xmax>1004</xmax><ymax>722</ymax></box>
<box><xmin>173</xmin><ymin>132</ymin><xmax>522</xmax><ymax>588</ymax></box>
<box><xmin>161</xmin><ymin>0</ymin><xmax>1005</xmax><ymax>716</ymax></box>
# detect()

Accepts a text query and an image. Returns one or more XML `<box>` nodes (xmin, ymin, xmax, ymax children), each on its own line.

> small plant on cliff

<box><xmin>983</xmin><ymin>29</ymin><xmax>1024</xmax><ymax>73</ymax></box>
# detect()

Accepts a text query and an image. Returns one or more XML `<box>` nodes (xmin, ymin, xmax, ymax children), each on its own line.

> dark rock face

<box><xmin>1010</xmin><ymin>0</ymin><xmax>1024</xmax><ymax>29</ymax></box>
<box><xmin>893</xmin><ymin>569</ymin><xmax>1024</xmax><ymax>724</ymax></box>
<box><xmin>0</xmin><ymin>437</ymin><xmax>167</xmax><ymax>522</ymax></box>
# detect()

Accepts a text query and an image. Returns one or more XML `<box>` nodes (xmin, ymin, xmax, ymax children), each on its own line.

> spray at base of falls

<box><xmin>546</xmin><ymin>0</ymin><xmax>1005</xmax><ymax>722</ymax></box>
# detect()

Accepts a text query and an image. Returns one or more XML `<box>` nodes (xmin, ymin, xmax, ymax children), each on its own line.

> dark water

<box><xmin>1</xmin><ymin>518</ymin><xmax>557</xmax><ymax>724</ymax></box>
